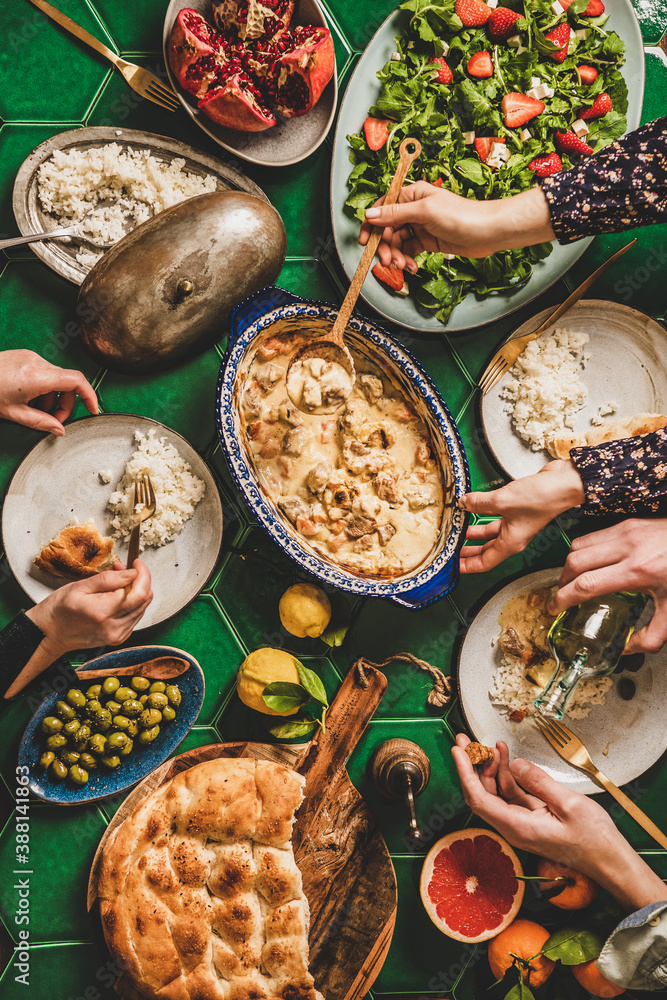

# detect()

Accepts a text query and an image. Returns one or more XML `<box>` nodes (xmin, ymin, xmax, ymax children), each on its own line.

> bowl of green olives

<box><xmin>20</xmin><ymin>646</ymin><xmax>204</xmax><ymax>804</ymax></box>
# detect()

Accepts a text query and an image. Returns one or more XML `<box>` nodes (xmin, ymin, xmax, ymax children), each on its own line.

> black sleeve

<box><xmin>570</xmin><ymin>427</ymin><xmax>667</xmax><ymax>515</ymax></box>
<box><xmin>541</xmin><ymin>117</ymin><xmax>667</xmax><ymax>244</ymax></box>
<box><xmin>0</xmin><ymin>612</ymin><xmax>77</xmax><ymax>704</ymax></box>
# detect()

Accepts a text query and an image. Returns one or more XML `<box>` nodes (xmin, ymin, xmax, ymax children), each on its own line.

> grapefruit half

<box><xmin>420</xmin><ymin>828</ymin><xmax>525</xmax><ymax>942</ymax></box>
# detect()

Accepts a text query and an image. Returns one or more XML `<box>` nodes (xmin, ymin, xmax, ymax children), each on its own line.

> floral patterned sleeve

<box><xmin>541</xmin><ymin>117</ymin><xmax>667</xmax><ymax>244</ymax></box>
<box><xmin>570</xmin><ymin>427</ymin><xmax>667</xmax><ymax>515</ymax></box>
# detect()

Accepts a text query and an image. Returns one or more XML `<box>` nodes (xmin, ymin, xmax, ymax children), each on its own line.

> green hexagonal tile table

<box><xmin>1</xmin><ymin>1</ymin><xmax>667</xmax><ymax>998</ymax></box>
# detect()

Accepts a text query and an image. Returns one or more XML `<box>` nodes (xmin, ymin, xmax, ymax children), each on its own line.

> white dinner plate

<box><xmin>456</xmin><ymin>568</ymin><xmax>667</xmax><ymax>794</ymax></box>
<box><xmin>479</xmin><ymin>299</ymin><xmax>667</xmax><ymax>480</ymax></box>
<box><xmin>2</xmin><ymin>414</ymin><xmax>223</xmax><ymax>630</ymax></box>
<box><xmin>330</xmin><ymin>2</ymin><xmax>644</xmax><ymax>332</ymax></box>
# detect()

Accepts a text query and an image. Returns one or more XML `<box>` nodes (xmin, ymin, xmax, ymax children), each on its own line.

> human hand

<box><xmin>459</xmin><ymin>460</ymin><xmax>585</xmax><ymax>573</ymax></box>
<box><xmin>0</xmin><ymin>349</ymin><xmax>98</xmax><ymax>435</ymax></box>
<box><xmin>25</xmin><ymin>561</ymin><xmax>153</xmax><ymax>658</ymax></box>
<box><xmin>551</xmin><ymin>519</ymin><xmax>667</xmax><ymax>654</ymax></box>
<box><xmin>358</xmin><ymin>182</ymin><xmax>554</xmax><ymax>270</ymax></box>
<box><xmin>451</xmin><ymin>734</ymin><xmax>666</xmax><ymax>911</ymax></box>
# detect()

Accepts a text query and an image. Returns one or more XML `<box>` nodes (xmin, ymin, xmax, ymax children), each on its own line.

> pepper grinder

<box><xmin>368</xmin><ymin>739</ymin><xmax>431</xmax><ymax>848</ymax></box>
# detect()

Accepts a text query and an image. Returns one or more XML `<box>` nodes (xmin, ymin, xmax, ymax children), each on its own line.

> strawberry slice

<box><xmin>487</xmin><ymin>7</ymin><xmax>522</xmax><ymax>41</ymax></box>
<box><xmin>455</xmin><ymin>0</ymin><xmax>492</xmax><ymax>27</ymax></box>
<box><xmin>581</xmin><ymin>91</ymin><xmax>612</xmax><ymax>119</ymax></box>
<box><xmin>576</xmin><ymin>64</ymin><xmax>598</xmax><ymax>84</ymax></box>
<box><xmin>474</xmin><ymin>136</ymin><xmax>505</xmax><ymax>162</ymax></box>
<box><xmin>364</xmin><ymin>117</ymin><xmax>391</xmax><ymax>150</ymax></box>
<box><xmin>561</xmin><ymin>0</ymin><xmax>604</xmax><ymax>13</ymax></box>
<box><xmin>545</xmin><ymin>22</ymin><xmax>571</xmax><ymax>62</ymax></box>
<box><xmin>501</xmin><ymin>92</ymin><xmax>545</xmax><ymax>128</ymax></box>
<box><xmin>529</xmin><ymin>152</ymin><xmax>563</xmax><ymax>176</ymax></box>
<box><xmin>555</xmin><ymin>130</ymin><xmax>594</xmax><ymax>155</ymax></box>
<box><xmin>467</xmin><ymin>51</ymin><xmax>494</xmax><ymax>77</ymax></box>
<box><xmin>428</xmin><ymin>55</ymin><xmax>453</xmax><ymax>84</ymax></box>
<box><xmin>432</xmin><ymin>177</ymin><xmax>445</xmax><ymax>187</ymax></box>
<box><xmin>372</xmin><ymin>262</ymin><xmax>405</xmax><ymax>292</ymax></box>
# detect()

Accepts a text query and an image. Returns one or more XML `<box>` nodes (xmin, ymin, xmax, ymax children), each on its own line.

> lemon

<box><xmin>279</xmin><ymin>583</ymin><xmax>332</xmax><ymax>638</ymax></box>
<box><xmin>237</xmin><ymin>648</ymin><xmax>302</xmax><ymax>716</ymax></box>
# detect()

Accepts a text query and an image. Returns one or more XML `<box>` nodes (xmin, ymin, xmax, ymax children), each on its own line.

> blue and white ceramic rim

<box><xmin>216</xmin><ymin>286</ymin><xmax>471</xmax><ymax>607</ymax></box>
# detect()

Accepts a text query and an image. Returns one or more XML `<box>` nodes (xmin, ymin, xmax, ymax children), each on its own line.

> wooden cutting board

<box><xmin>88</xmin><ymin>662</ymin><xmax>397</xmax><ymax>1000</ymax></box>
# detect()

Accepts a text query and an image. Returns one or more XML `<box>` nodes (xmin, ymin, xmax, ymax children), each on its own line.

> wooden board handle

<box><xmin>299</xmin><ymin>662</ymin><xmax>387</xmax><ymax>784</ymax></box>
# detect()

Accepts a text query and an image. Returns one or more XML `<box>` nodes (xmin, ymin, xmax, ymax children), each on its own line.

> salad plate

<box><xmin>2</xmin><ymin>414</ymin><xmax>223</xmax><ymax>630</ymax></box>
<box><xmin>479</xmin><ymin>299</ymin><xmax>667</xmax><ymax>480</ymax></box>
<box><xmin>330</xmin><ymin>1</ymin><xmax>644</xmax><ymax>333</ymax></box>
<box><xmin>457</xmin><ymin>568</ymin><xmax>667</xmax><ymax>794</ymax></box>
<box><xmin>162</xmin><ymin>0</ymin><xmax>337</xmax><ymax>167</ymax></box>
<box><xmin>19</xmin><ymin>645</ymin><xmax>204</xmax><ymax>805</ymax></box>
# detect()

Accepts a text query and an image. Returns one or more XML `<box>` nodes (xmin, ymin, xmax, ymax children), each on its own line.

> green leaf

<box><xmin>262</xmin><ymin>682</ymin><xmax>310</xmax><ymax>713</ymax></box>
<box><xmin>295</xmin><ymin>661</ymin><xmax>328</xmax><ymax>706</ymax></box>
<box><xmin>321</xmin><ymin>593</ymin><xmax>352</xmax><ymax>648</ymax></box>
<box><xmin>504</xmin><ymin>983</ymin><xmax>536</xmax><ymax>1000</ymax></box>
<box><xmin>569</xmin><ymin>0</ymin><xmax>590</xmax><ymax>14</ymax></box>
<box><xmin>265</xmin><ymin>714</ymin><xmax>317</xmax><ymax>740</ymax></box>
<box><xmin>543</xmin><ymin>928</ymin><xmax>603</xmax><ymax>965</ymax></box>
<box><xmin>455</xmin><ymin>158</ymin><xmax>488</xmax><ymax>186</ymax></box>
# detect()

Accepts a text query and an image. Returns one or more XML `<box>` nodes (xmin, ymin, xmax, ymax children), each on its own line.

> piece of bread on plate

<box><xmin>34</xmin><ymin>519</ymin><xmax>116</xmax><ymax>580</ymax></box>
<box><xmin>546</xmin><ymin>413</ymin><xmax>667</xmax><ymax>460</ymax></box>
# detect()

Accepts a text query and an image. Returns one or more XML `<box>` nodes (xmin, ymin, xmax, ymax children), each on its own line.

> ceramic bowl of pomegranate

<box><xmin>163</xmin><ymin>0</ymin><xmax>337</xmax><ymax>166</ymax></box>
<box><xmin>216</xmin><ymin>286</ymin><xmax>471</xmax><ymax>609</ymax></box>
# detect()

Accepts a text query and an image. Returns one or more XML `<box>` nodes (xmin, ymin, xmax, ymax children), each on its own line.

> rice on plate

<box><xmin>108</xmin><ymin>431</ymin><xmax>205</xmax><ymax>550</ymax></box>
<box><xmin>37</xmin><ymin>143</ymin><xmax>217</xmax><ymax>267</ymax></box>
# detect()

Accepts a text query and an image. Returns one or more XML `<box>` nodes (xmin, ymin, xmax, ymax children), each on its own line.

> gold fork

<box><xmin>123</xmin><ymin>475</ymin><xmax>157</xmax><ymax>597</ymax></box>
<box><xmin>534</xmin><ymin>715</ymin><xmax>667</xmax><ymax>849</ymax></box>
<box><xmin>27</xmin><ymin>0</ymin><xmax>179</xmax><ymax>112</ymax></box>
<box><xmin>478</xmin><ymin>239</ymin><xmax>637</xmax><ymax>395</ymax></box>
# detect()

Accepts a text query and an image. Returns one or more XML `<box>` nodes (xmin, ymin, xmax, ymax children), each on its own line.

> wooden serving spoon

<box><xmin>76</xmin><ymin>656</ymin><xmax>190</xmax><ymax>681</ymax></box>
<box><xmin>285</xmin><ymin>137</ymin><xmax>422</xmax><ymax>414</ymax></box>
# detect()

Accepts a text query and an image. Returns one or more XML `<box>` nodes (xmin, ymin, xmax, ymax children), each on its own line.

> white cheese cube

<box><xmin>530</xmin><ymin>76</ymin><xmax>541</xmax><ymax>88</ymax></box>
<box><xmin>441</xmin><ymin>41</ymin><xmax>450</xmax><ymax>56</ymax></box>
<box><xmin>520</xmin><ymin>128</ymin><xmax>532</xmax><ymax>141</ymax></box>
<box><xmin>443</xmin><ymin>253</ymin><xmax>457</xmax><ymax>260</ymax></box>
<box><xmin>527</xmin><ymin>87</ymin><xmax>540</xmax><ymax>100</ymax></box>
<box><xmin>569</xmin><ymin>27</ymin><xmax>577</xmax><ymax>38</ymax></box>
<box><xmin>507</xmin><ymin>34</ymin><xmax>522</xmax><ymax>47</ymax></box>
<box><xmin>572</xmin><ymin>117</ymin><xmax>589</xmax><ymax>137</ymax></box>
<box><xmin>528</xmin><ymin>83</ymin><xmax>553</xmax><ymax>100</ymax></box>
<box><xmin>574</xmin><ymin>27</ymin><xmax>590</xmax><ymax>38</ymax></box>
<box><xmin>543</xmin><ymin>85</ymin><xmax>555</xmax><ymax>98</ymax></box>
<box><xmin>463</xmin><ymin>130</ymin><xmax>476</xmax><ymax>144</ymax></box>
<box><xmin>515</xmin><ymin>45</ymin><xmax>528</xmax><ymax>53</ymax></box>
<box><xmin>487</xmin><ymin>142</ymin><xmax>510</xmax><ymax>168</ymax></box>
<box><xmin>551</xmin><ymin>1</ymin><xmax>564</xmax><ymax>14</ymax></box>
<box><xmin>391</xmin><ymin>52</ymin><xmax>402</xmax><ymax>61</ymax></box>
<box><xmin>487</xmin><ymin>0</ymin><xmax>499</xmax><ymax>7</ymax></box>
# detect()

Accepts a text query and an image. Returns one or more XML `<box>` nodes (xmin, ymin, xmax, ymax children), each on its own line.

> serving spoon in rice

<box><xmin>0</xmin><ymin>219</ymin><xmax>116</xmax><ymax>252</ymax></box>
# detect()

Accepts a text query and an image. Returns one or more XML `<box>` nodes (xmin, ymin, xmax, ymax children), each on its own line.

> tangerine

<box><xmin>572</xmin><ymin>959</ymin><xmax>626</xmax><ymax>997</ymax></box>
<box><xmin>487</xmin><ymin>918</ymin><xmax>556</xmax><ymax>988</ymax></box>
<box><xmin>537</xmin><ymin>858</ymin><xmax>600</xmax><ymax>910</ymax></box>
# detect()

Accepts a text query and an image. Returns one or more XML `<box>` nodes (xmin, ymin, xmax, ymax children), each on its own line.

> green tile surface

<box><xmin>1</xmin><ymin>0</ymin><xmax>666</xmax><ymax>996</ymax></box>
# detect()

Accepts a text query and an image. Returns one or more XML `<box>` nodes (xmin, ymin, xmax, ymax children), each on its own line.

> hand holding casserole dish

<box><xmin>216</xmin><ymin>287</ymin><xmax>470</xmax><ymax>609</ymax></box>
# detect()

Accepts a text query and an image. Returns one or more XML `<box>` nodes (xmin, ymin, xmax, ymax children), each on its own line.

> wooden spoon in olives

<box><xmin>76</xmin><ymin>656</ymin><xmax>190</xmax><ymax>681</ymax></box>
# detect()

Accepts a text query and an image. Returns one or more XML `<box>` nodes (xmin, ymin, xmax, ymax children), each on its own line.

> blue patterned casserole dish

<box><xmin>216</xmin><ymin>286</ymin><xmax>470</xmax><ymax>608</ymax></box>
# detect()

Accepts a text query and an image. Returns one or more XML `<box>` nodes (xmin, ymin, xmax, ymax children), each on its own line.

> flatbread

<box><xmin>546</xmin><ymin>413</ymin><xmax>667</xmax><ymax>460</ymax></box>
<box><xmin>98</xmin><ymin>758</ymin><xmax>322</xmax><ymax>1000</ymax></box>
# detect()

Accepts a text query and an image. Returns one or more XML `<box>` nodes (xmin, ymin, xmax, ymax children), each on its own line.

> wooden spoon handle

<box><xmin>76</xmin><ymin>656</ymin><xmax>190</xmax><ymax>680</ymax></box>
<box><xmin>330</xmin><ymin>137</ymin><xmax>422</xmax><ymax>345</ymax></box>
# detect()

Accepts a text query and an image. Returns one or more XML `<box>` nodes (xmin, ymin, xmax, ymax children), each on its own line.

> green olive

<box><xmin>85</xmin><ymin>699</ymin><xmax>102</xmax><ymax>717</ymax></box>
<box><xmin>69</xmin><ymin>765</ymin><xmax>89</xmax><ymax>786</ymax></box>
<box><xmin>41</xmin><ymin>716</ymin><xmax>63</xmax><ymax>735</ymax></box>
<box><xmin>140</xmin><ymin>709</ymin><xmax>162</xmax><ymax>728</ymax></box>
<box><xmin>148</xmin><ymin>692</ymin><xmax>168</xmax><ymax>710</ymax></box>
<box><xmin>122</xmin><ymin>699</ymin><xmax>143</xmax><ymax>718</ymax></box>
<box><xmin>115</xmin><ymin>686</ymin><xmax>135</xmax><ymax>703</ymax></box>
<box><xmin>102</xmin><ymin>677</ymin><xmax>120</xmax><ymax>696</ymax></box>
<box><xmin>139</xmin><ymin>694</ymin><xmax>149</xmax><ymax>705</ymax></box>
<box><xmin>72</xmin><ymin>724</ymin><xmax>91</xmax><ymax>748</ymax></box>
<box><xmin>63</xmin><ymin>719</ymin><xmax>81</xmax><ymax>736</ymax></box>
<box><xmin>105</xmin><ymin>700</ymin><xmax>122</xmax><ymax>715</ymax></box>
<box><xmin>56</xmin><ymin>700</ymin><xmax>77</xmax><ymax>721</ymax></box>
<box><xmin>45</xmin><ymin>733</ymin><xmax>68</xmax><ymax>751</ymax></box>
<box><xmin>165</xmin><ymin>685</ymin><xmax>181</xmax><ymax>707</ymax></box>
<box><xmin>125</xmin><ymin>719</ymin><xmax>140</xmax><ymax>737</ymax></box>
<box><xmin>80</xmin><ymin>753</ymin><xmax>97</xmax><ymax>770</ymax></box>
<box><xmin>60</xmin><ymin>750</ymin><xmax>81</xmax><ymax>766</ymax></box>
<box><xmin>137</xmin><ymin>724</ymin><xmax>160</xmax><ymax>745</ymax></box>
<box><xmin>85</xmin><ymin>684</ymin><xmax>102</xmax><ymax>699</ymax></box>
<box><xmin>95</xmin><ymin>708</ymin><xmax>112</xmax><ymax>731</ymax></box>
<box><xmin>149</xmin><ymin>681</ymin><xmax>166</xmax><ymax>694</ymax></box>
<box><xmin>88</xmin><ymin>734</ymin><xmax>107</xmax><ymax>755</ymax></box>
<box><xmin>66</xmin><ymin>688</ymin><xmax>87</xmax><ymax>709</ymax></box>
<box><xmin>119</xmin><ymin>738</ymin><xmax>134</xmax><ymax>757</ymax></box>
<box><xmin>106</xmin><ymin>731</ymin><xmax>130</xmax><ymax>750</ymax></box>
<box><xmin>162</xmin><ymin>706</ymin><xmax>176</xmax><ymax>723</ymax></box>
<box><xmin>50</xmin><ymin>759</ymin><xmax>68</xmax><ymax>781</ymax></box>
<box><xmin>39</xmin><ymin>751</ymin><xmax>55</xmax><ymax>769</ymax></box>
<box><xmin>131</xmin><ymin>676</ymin><xmax>150</xmax><ymax>692</ymax></box>
<box><xmin>112</xmin><ymin>714</ymin><xmax>131</xmax><ymax>731</ymax></box>
<box><xmin>100</xmin><ymin>754</ymin><xmax>121</xmax><ymax>769</ymax></box>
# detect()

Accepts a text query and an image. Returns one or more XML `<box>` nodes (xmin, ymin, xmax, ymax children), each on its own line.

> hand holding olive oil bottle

<box><xmin>534</xmin><ymin>592</ymin><xmax>649</xmax><ymax>719</ymax></box>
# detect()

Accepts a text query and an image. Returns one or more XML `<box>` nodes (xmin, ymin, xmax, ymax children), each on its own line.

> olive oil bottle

<box><xmin>534</xmin><ymin>591</ymin><xmax>648</xmax><ymax>719</ymax></box>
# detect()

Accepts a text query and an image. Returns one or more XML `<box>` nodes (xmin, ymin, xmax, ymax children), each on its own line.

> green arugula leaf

<box><xmin>543</xmin><ymin>928</ymin><xmax>603</xmax><ymax>965</ymax></box>
<box><xmin>262</xmin><ymin>682</ymin><xmax>310</xmax><ymax>713</ymax></box>
<box><xmin>295</xmin><ymin>661</ymin><xmax>328</xmax><ymax>706</ymax></box>
<box><xmin>455</xmin><ymin>158</ymin><xmax>488</xmax><ymax>186</ymax></box>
